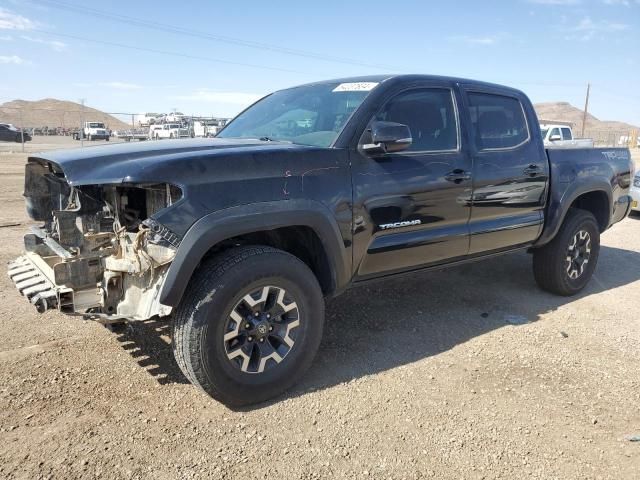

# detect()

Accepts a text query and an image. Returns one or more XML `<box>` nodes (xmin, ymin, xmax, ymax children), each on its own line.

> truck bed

<box><xmin>539</xmin><ymin>147</ymin><xmax>633</xmax><ymax>245</ymax></box>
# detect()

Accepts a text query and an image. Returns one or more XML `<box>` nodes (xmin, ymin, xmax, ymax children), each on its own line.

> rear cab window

<box><xmin>466</xmin><ymin>92</ymin><xmax>530</xmax><ymax>150</ymax></box>
<box><xmin>561</xmin><ymin>127</ymin><xmax>572</xmax><ymax>140</ymax></box>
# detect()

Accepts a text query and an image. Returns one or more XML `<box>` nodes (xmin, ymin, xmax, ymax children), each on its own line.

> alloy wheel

<box><xmin>223</xmin><ymin>286</ymin><xmax>300</xmax><ymax>374</ymax></box>
<box><xmin>566</xmin><ymin>229</ymin><xmax>591</xmax><ymax>280</ymax></box>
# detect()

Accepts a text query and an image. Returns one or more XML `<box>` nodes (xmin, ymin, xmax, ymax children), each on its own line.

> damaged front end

<box><xmin>8</xmin><ymin>159</ymin><xmax>182</xmax><ymax>321</ymax></box>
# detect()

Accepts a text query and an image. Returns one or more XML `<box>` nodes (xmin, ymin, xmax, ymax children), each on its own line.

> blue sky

<box><xmin>1</xmin><ymin>0</ymin><xmax>639</xmax><ymax>125</ymax></box>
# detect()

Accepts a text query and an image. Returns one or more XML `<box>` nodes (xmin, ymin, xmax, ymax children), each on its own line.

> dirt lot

<box><xmin>1</xmin><ymin>140</ymin><xmax>639</xmax><ymax>479</ymax></box>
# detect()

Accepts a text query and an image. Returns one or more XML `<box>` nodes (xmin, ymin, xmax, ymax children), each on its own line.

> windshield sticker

<box><xmin>332</xmin><ymin>82</ymin><xmax>378</xmax><ymax>92</ymax></box>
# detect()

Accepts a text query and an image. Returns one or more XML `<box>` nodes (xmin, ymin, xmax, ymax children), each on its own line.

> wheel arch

<box><xmin>159</xmin><ymin>200</ymin><xmax>350</xmax><ymax>307</ymax></box>
<box><xmin>569</xmin><ymin>190</ymin><xmax>610</xmax><ymax>232</ymax></box>
<box><xmin>536</xmin><ymin>180</ymin><xmax>612</xmax><ymax>247</ymax></box>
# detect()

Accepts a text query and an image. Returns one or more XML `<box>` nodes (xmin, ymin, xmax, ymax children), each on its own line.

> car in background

<box><xmin>618</xmin><ymin>135</ymin><xmax>640</xmax><ymax>148</ymax></box>
<box><xmin>192</xmin><ymin>120</ymin><xmax>222</xmax><ymax>138</ymax></box>
<box><xmin>631</xmin><ymin>172</ymin><xmax>640</xmax><ymax>214</ymax></box>
<box><xmin>72</xmin><ymin>122</ymin><xmax>110</xmax><ymax>141</ymax></box>
<box><xmin>0</xmin><ymin>123</ymin><xmax>32</xmax><ymax>142</ymax></box>
<box><xmin>135</xmin><ymin>113</ymin><xmax>163</xmax><ymax>126</ymax></box>
<box><xmin>164</xmin><ymin>112</ymin><xmax>186</xmax><ymax>123</ymax></box>
<box><xmin>148</xmin><ymin>124</ymin><xmax>164</xmax><ymax>140</ymax></box>
<box><xmin>152</xmin><ymin>123</ymin><xmax>190</xmax><ymax>139</ymax></box>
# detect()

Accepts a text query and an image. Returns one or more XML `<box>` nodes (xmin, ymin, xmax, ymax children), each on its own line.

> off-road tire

<box><xmin>533</xmin><ymin>208</ymin><xmax>600</xmax><ymax>296</ymax></box>
<box><xmin>171</xmin><ymin>246</ymin><xmax>324</xmax><ymax>406</ymax></box>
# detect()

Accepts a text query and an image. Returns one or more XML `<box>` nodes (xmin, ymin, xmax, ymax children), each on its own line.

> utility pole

<box><xmin>580</xmin><ymin>83</ymin><xmax>590</xmax><ymax>138</ymax></box>
<box><xmin>79</xmin><ymin>98</ymin><xmax>86</xmax><ymax>148</ymax></box>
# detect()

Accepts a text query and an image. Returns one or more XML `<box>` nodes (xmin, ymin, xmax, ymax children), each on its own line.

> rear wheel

<box><xmin>533</xmin><ymin>208</ymin><xmax>600</xmax><ymax>296</ymax></box>
<box><xmin>172</xmin><ymin>246</ymin><xmax>324</xmax><ymax>406</ymax></box>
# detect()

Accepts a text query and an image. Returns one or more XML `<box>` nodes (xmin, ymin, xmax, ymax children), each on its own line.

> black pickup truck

<box><xmin>9</xmin><ymin>75</ymin><xmax>633</xmax><ymax>406</ymax></box>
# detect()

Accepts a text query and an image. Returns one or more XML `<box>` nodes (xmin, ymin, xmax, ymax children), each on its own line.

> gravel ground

<box><xmin>0</xmin><ymin>145</ymin><xmax>639</xmax><ymax>479</ymax></box>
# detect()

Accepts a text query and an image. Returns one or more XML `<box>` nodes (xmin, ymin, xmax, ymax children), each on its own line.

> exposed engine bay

<box><xmin>9</xmin><ymin>159</ymin><xmax>182</xmax><ymax>320</ymax></box>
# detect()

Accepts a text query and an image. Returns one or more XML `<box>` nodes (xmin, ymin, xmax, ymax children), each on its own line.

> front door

<box><xmin>351</xmin><ymin>85</ymin><xmax>473</xmax><ymax>279</ymax></box>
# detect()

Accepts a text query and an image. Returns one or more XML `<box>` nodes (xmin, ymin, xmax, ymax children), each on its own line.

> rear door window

<box><xmin>467</xmin><ymin>92</ymin><xmax>529</xmax><ymax>150</ymax></box>
<box><xmin>561</xmin><ymin>127</ymin><xmax>572</xmax><ymax>140</ymax></box>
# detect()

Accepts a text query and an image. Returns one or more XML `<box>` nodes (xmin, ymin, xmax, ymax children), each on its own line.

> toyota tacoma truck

<box><xmin>8</xmin><ymin>75</ymin><xmax>634</xmax><ymax>406</ymax></box>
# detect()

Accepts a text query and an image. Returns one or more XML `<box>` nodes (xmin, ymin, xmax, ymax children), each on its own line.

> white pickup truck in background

<box><xmin>149</xmin><ymin>123</ymin><xmax>190</xmax><ymax>140</ymax></box>
<box><xmin>73</xmin><ymin>121</ymin><xmax>110</xmax><ymax>141</ymax></box>
<box><xmin>540</xmin><ymin>124</ymin><xmax>593</xmax><ymax>149</ymax></box>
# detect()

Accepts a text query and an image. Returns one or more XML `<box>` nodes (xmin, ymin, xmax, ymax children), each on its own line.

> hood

<box><xmin>30</xmin><ymin>138</ymin><xmax>313</xmax><ymax>186</ymax></box>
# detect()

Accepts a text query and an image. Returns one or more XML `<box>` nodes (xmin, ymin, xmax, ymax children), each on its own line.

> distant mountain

<box><xmin>0</xmin><ymin>98</ymin><xmax>130</xmax><ymax>130</ymax></box>
<box><xmin>534</xmin><ymin>102</ymin><xmax>638</xmax><ymax>134</ymax></box>
<box><xmin>1</xmin><ymin>98</ymin><xmax>636</xmax><ymax>136</ymax></box>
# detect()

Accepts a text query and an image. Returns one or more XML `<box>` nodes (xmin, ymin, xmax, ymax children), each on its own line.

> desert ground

<box><xmin>0</xmin><ymin>137</ymin><xmax>639</xmax><ymax>479</ymax></box>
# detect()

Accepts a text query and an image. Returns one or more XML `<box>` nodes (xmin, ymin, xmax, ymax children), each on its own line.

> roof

<box><xmin>292</xmin><ymin>74</ymin><xmax>525</xmax><ymax>96</ymax></box>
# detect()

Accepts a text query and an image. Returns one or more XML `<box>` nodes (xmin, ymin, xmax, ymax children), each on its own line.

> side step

<box><xmin>7</xmin><ymin>256</ymin><xmax>58</xmax><ymax>313</ymax></box>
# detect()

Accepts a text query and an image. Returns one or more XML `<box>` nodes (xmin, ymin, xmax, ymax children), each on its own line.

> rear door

<box><xmin>461</xmin><ymin>87</ymin><xmax>549</xmax><ymax>254</ymax></box>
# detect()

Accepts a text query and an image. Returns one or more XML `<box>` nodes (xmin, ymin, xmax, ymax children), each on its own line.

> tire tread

<box><xmin>533</xmin><ymin>208</ymin><xmax>600</xmax><ymax>296</ymax></box>
<box><xmin>171</xmin><ymin>245</ymin><xmax>322</xmax><ymax>405</ymax></box>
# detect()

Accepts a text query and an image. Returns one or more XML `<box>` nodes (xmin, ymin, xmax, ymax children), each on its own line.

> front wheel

<box><xmin>533</xmin><ymin>208</ymin><xmax>600</xmax><ymax>296</ymax></box>
<box><xmin>172</xmin><ymin>246</ymin><xmax>325</xmax><ymax>406</ymax></box>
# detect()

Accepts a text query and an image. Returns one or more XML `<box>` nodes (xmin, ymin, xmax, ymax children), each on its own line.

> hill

<box><xmin>1</xmin><ymin>98</ymin><xmax>636</xmax><ymax>136</ymax></box>
<box><xmin>0</xmin><ymin>99</ymin><xmax>130</xmax><ymax>130</ymax></box>
<box><xmin>534</xmin><ymin>102</ymin><xmax>638</xmax><ymax>134</ymax></box>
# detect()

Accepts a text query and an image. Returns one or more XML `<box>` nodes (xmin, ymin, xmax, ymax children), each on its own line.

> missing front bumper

<box><xmin>8</xmin><ymin>250</ymin><xmax>173</xmax><ymax>321</ymax></box>
<box><xmin>7</xmin><ymin>254</ymin><xmax>101</xmax><ymax>314</ymax></box>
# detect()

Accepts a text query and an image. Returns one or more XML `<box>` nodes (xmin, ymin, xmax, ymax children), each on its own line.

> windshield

<box><xmin>89</xmin><ymin>122</ymin><xmax>105</xmax><ymax>128</ymax></box>
<box><xmin>217</xmin><ymin>82</ymin><xmax>378</xmax><ymax>147</ymax></box>
<box><xmin>540</xmin><ymin>128</ymin><xmax>548</xmax><ymax>138</ymax></box>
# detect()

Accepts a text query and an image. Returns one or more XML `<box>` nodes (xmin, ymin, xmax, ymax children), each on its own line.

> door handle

<box><xmin>445</xmin><ymin>169</ymin><xmax>471</xmax><ymax>183</ymax></box>
<box><xmin>523</xmin><ymin>164</ymin><xmax>541</xmax><ymax>176</ymax></box>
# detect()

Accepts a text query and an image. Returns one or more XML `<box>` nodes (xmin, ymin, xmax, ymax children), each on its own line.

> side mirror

<box><xmin>549</xmin><ymin>134</ymin><xmax>562</xmax><ymax>142</ymax></box>
<box><xmin>362</xmin><ymin>121</ymin><xmax>412</xmax><ymax>155</ymax></box>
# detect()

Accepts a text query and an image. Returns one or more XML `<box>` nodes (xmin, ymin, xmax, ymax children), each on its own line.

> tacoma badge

<box><xmin>379</xmin><ymin>220</ymin><xmax>422</xmax><ymax>230</ymax></box>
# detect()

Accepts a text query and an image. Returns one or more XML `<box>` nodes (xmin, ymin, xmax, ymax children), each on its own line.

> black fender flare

<box><xmin>159</xmin><ymin>199</ymin><xmax>350</xmax><ymax>307</ymax></box>
<box><xmin>535</xmin><ymin>179</ymin><xmax>612</xmax><ymax>247</ymax></box>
